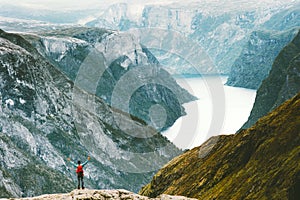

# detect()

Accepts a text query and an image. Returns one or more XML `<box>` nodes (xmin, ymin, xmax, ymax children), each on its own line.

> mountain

<box><xmin>86</xmin><ymin>1</ymin><xmax>300</xmax><ymax>75</ymax></box>
<box><xmin>0</xmin><ymin>1</ymin><xmax>299</xmax><ymax>76</ymax></box>
<box><xmin>0</xmin><ymin>189</ymin><xmax>197</xmax><ymax>200</ymax></box>
<box><xmin>226</xmin><ymin>28</ymin><xmax>299</xmax><ymax>89</ymax></box>
<box><xmin>86</xmin><ymin>3</ymin><xmax>138</xmax><ymax>31</ymax></box>
<box><xmin>0</xmin><ymin>29</ymin><xmax>182</xmax><ymax>198</ymax></box>
<box><xmin>20</xmin><ymin>27</ymin><xmax>196</xmax><ymax>131</ymax></box>
<box><xmin>139</xmin><ymin>92</ymin><xmax>300</xmax><ymax>199</ymax></box>
<box><xmin>262</xmin><ymin>4</ymin><xmax>300</xmax><ymax>31</ymax></box>
<box><xmin>242</xmin><ymin>29</ymin><xmax>300</xmax><ymax>129</ymax></box>
<box><xmin>0</xmin><ymin>4</ymin><xmax>100</xmax><ymax>24</ymax></box>
<box><xmin>0</xmin><ymin>17</ymin><xmax>68</xmax><ymax>33</ymax></box>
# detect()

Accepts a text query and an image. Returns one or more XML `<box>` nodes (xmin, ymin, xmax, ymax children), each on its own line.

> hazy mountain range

<box><xmin>0</xmin><ymin>0</ymin><xmax>299</xmax><ymax>78</ymax></box>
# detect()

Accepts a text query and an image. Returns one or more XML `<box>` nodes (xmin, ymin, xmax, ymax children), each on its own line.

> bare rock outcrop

<box><xmin>1</xmin><ymin>189</ymin><xmax>197</xmax><ymax>200</ymax></box>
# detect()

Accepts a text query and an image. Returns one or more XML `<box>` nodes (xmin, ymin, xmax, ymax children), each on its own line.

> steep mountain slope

<box><xmin>0</xmin><ymin>30</ymin><xmax>181</xmax><ymax>198</ymax></box>
<box><xmin>139</xmin><ymin>92</ymin><xmax>300</xmax><ymax>199</ymax></box>
<box><xmin>226</xmin><ymin>28</ymin><xmax>299</xmax><ymax>89</ymax></box>
<box><xmin>21</xmin><ymin>27</ymin><xmax>195</xmax><ymax>131</ymax></box>
<box><xmin>242</xmin><ymin>29</ymin><xmax>300</xmax><ymax>129</ymax></box>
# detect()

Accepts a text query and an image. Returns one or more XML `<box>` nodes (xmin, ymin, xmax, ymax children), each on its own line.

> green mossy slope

<box><xmin>140</xmin><ymin>93</ymin><xmax>300</xmax><ymax>200</ymax></box>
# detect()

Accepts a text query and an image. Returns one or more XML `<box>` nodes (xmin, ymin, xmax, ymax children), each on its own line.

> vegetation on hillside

<box><xmin>140</xmin><ymin>93</ymin><xmax>300</xmax><ymax>200</ymax></box>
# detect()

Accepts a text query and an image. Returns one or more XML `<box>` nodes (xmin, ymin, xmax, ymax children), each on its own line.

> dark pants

<box><xmin>77</xmin><ymin>172</ymin><xmax>84</xmax><ymax>189</ymax></box>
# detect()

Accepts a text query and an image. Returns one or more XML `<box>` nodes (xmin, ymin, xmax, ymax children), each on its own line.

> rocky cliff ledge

<box><xmin>0</xmin><ymin>189</ymin><xmax>196</xmax><ymax>200</ymax></box>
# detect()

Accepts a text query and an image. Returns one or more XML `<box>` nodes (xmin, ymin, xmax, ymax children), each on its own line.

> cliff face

<box><xmin>0</xmin><ymin>30</ymin><xmax>181</xmax><ymax>198</ymax></box>
<box><xmin>242</xmin><ymin>30</ymin><xmax>300</xmax><ymax>129</ymax></box>
<box><xmin>226</xmin><ymin>28</ymin><xmax>298</xmax><ymax>89</ymax></box>
<box><xmin>139</xmin><ymin>92</ymin><xmax>300</xmax><ymax>200</ymax></box>
<box><xmin>21</xmin><ymin>27</ymin><xmax>195</xmax><ymax>131</ymax></box>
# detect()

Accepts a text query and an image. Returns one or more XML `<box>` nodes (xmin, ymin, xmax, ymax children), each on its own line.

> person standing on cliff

<box><xmin>67</xmin><ymin>156</ymin><xmax>90</xmax><ymax>189</ymax></box>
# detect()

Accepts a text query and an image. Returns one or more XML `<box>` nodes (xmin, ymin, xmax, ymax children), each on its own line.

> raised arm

<box><xmin>67</xmin><ymin>158</ymin><xmax>78</xmax><ymax>168</ymax></box>
<box><xmin>81</xmin><ymin>156</ymin><xmax>90</xmax><ymax>167</ymax></box>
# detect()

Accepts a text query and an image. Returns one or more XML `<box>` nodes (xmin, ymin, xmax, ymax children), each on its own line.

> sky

<box><xmin>0</xmin><ymin>0</ymin><xmax>186</xmax><ymax>10</ymax></box>
<box><xmin>1</xmin><ymin>0</ymin><xmax>298</xmax><ymax>11</ymax></box>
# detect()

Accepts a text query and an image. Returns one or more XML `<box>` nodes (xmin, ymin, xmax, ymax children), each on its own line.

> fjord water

<box><xmin>163</xmin><ymin>75</ymin><xmax>256</xmax><ymax>149</ymax></box>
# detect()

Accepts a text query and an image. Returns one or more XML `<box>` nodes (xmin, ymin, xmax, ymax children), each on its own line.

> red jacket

<box><xmin>76</xmin><ymin>165</ymin><xmax>83</xmax><ymax>174</ymax></box>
